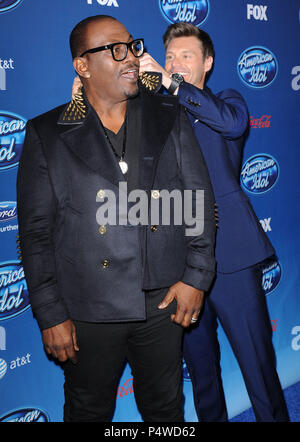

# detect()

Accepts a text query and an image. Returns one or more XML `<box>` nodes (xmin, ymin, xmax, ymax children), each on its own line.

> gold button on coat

<box><xmin>151</xmin><ymin>190</ymin><xmax>160</xmax><ymax>199</ymax></box>
<box><xmin>101</xmin><ymin>259</ymin><xmax>109</xmax><ymax>268</ymax></box>
<box><xmin>98</xmin><ymin>225</ymin><xmax>107</xmax><ymax>235</ymax></box>
<box><xmin>97</xmin><ymin>189</ymin><xmax>106</xmax><ymax>199</ymax></box>
<box><xmin>150</xmin><ymin>225</ymin><xmax>158</xmax><ymax>232</ymax></box>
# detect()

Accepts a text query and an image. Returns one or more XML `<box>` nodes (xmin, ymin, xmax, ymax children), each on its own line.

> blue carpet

<box><xmin>230</xmin><ymin>381</ymin><xmax>300</xmax><ymax>422</ymax></box>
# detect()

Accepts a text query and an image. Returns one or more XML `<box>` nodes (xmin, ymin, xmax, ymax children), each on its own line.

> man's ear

<box><xmin>204</xmin><ymin>56</ymin><xmax>213</xmax><ymax>74</ymax></box>
<box><xmin>73</xmin><ymin>57</ymin><xmax>90</xmax><ymax>79</ymax></box>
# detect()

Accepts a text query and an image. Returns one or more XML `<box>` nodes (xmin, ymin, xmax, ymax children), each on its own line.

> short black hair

<box><xmin>69</xmin><ymin>15</ymin><xmax>117</xmax><ymax>59</ymax></box>
<box><xmin>163</xmin><ymin>22</ymin><xmax>215</xmax><ymax>60</ymax></box>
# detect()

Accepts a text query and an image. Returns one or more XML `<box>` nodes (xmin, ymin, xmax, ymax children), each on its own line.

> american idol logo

<box><xmin>0</xmin><ymin>201</ymin><xmax>17</xmax><ymax>223</ymax></box>
<box><xmin>0</xmin><ymin>408</ymin><xmax>49</xmax><ymax>422</ymax></box>
<box><xmin>237</xmin><ymin>46</ymin><xmax>278</xmax><ymax>88</ymax></box>
<box><xmin>240</xmin><ymin>154</ymin><xmax>279</xmax><ymax>194</ymax></box>
<box><xmin>0</xmin><ymin>0</ymin><xmax>23</xmax><ymax>13</ymax></box>
<box><xmin>0</xmin><ymin>261</ymin><xmax>30</xmax><ymax>321</ymax></box>
<box><xmin>0</xmin><ymin>111</ymin><xmax>26</xmax><ymax>171</ymax></box>
<box><xmin>262</xmin><ymin>260</ymin><xmax>281</xmax><ymax>296</ymax></box>
<box><xmin>182</xmin><ymin>359</ymin><xmax>191</xmax><ymax>381</ymax></box>
<box><xmin>159</xmin><ymin>0</ymin><xmax>209</xmax><ymax>27</ymax></box>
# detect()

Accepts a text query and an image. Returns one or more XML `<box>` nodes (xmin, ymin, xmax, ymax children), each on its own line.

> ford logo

<box><xmin>159</xmin><ymin>0</ymin><xmax>210</xmax><ymax>27</ymax></box>
<box><xmin>262</xmin><ymin>260</ymin><xmax>281</xmax><ymax>296</ymax></box>
<box><xmin>0</xmin><ymin>261</ymin><xmax>30</xmax><ymax>321</ymax></box>
<box><xmin>0</xmin><ymin>111</ymin><xmax>26</xmax><ymax>171</ymax></box>
<box><xmin>0</xmin><ymin>201</ymin><xmax>17</xmax><ymax>223</ymax></box>
<box><xmin>0</xmin><ymin>0</ymin><xmax>23</xmax><ymax>13</ymax></box>
<box><xmin>0</xmin><ymin>408</ymin><xmax>49</xmax><ymax>422</ymax></box>
<box><xmin>237</xmin><ymin>46</ymin><xmax>278</xmax><ymax>88</ymax></box>
<box><xmin>240</xmin><ymin>153</ymin><xmax>279</xmax><ymax>194</ymax></box>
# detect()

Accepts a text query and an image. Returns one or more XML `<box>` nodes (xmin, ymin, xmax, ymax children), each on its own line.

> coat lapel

<box><xmin>58</xmin><ymin>99</ymin><xmax>124</xmax><ymax>187</ymax></box>
<box><xmin>139</xmin><ymin>91</ymin><xmax>179</xmax><ymax>191</ymax></box>
<box><xmin>57</xmin><ymin>90</ymin><xmax>179</xmax><ymax>190</ymax></box>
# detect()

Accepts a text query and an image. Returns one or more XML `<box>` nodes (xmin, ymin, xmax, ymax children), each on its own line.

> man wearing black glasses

<box><xmin>17</xmin><ymin>15</ymin><xmax>216</xmax><ymax>422</ymax></box>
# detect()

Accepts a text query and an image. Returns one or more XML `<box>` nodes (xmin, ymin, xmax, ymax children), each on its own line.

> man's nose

<box><xmin>125</xmin><ymin>47</ymin><xmax>136</xmax><ymax>62</ymax></box>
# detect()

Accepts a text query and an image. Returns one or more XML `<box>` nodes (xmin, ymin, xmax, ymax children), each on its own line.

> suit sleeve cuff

<box><xmin>29</xmin><ymin>284</ymin><xmax>70</xmax><ymax>330</ymax></box>
<box><xmin>181</xmin><ymin>265</ymin><xmax>215</xmax><ymax>292</ymax></box>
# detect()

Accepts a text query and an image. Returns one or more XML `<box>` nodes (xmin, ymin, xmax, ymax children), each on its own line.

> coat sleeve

<box><xmin>17</xmin><ymin>120</ymin><xmax>70</xmax><ymax>330</ymax></box>
<box><xmin>177</xmin><ymin>83</ymin><xmax>249</xmax><ymax>140</ymax></box>
<box><xmin>174</xmin><ymin>107</ymin><xmax>216</xmax><ymax>292</ymax></box>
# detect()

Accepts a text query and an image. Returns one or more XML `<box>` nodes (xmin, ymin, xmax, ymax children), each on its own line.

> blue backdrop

<box><xmin>0</xmin><ymin>0</ymin><xmax>299</xmax><ymax>422</ymax></box>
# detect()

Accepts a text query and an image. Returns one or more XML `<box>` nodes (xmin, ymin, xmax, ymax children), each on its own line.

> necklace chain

<box><xmin>100</xmin><ymin>114</ymin><xmax>127</xmax><ymax>162</ymax></box>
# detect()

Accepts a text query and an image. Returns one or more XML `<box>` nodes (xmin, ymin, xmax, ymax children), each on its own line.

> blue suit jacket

<box><xmin>177</xmin><ymin>83</ymin><xmax>275</xmax><ymax>273</ymax></box>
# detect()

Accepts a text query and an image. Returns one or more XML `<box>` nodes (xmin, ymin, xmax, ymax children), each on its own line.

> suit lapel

<box><xmin>58</xmin><ymin>101</ymin><xmax>124</xmax><ymax>187</ymax></box>
<box><xmin>139</xmin><ymin>91</ymin><xmax>179</xmax><ymax>191</ymax></box>
<box><xmin>57</xmin><ymin>90</ymin><xmax>179</xmax><ymax>190</ymax></box>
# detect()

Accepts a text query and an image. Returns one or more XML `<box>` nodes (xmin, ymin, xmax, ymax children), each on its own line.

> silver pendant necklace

<box><xmin>100</xmin><ymin>114</ymin><xmax>128</xmax><ymax>175</ymax></box>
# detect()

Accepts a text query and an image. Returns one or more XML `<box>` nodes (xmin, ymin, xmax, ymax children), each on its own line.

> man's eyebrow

<box><xmin>105</xmin><ymin>34</ymin><xmax>133</xmax><ymax>44</ymax></box>
<box><xmin>166</xmin><ymin>49</ymin><xmax>195</xmax><ymax>55</ymax></box>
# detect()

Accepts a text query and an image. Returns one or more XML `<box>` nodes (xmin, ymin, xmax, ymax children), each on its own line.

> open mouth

<box><xmin>121</xmin><ymin>69</ymin><xmax>139</xmax><ymax>81</ymax></box>
<box><xmin>172</xmin><ymin>71</ymin><xmax>190</xmax><ymax>78</ymax></box>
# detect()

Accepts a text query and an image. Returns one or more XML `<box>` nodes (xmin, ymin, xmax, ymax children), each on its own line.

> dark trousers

<box><xmin>183</xmin><ymin>261</ymin><xmax>290</xmax><ymax>422</ymax></box>
<box><xmin>63</xmin><ymin>288</ymin><xmax>184</xmax><ymax>422</ymax></box>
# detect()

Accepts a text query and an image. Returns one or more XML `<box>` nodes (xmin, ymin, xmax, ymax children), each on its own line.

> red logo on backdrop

<box><xmin>116</xmin><ymin>378</ymin><xmax>134</xmax><ymax>398</ymax></box>
<box><xmin>271</xmin><ymin>319</ymin><xmax>278</xmax><ymax>332</ymax></box>
<box><xmin>249</xmin><ymin>115</ymin><xmax>271</xmax><ymax>128</ymax></box>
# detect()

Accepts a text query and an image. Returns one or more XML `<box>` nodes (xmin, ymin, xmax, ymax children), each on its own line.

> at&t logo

<box><xmin>240</xmin><ymin>153</ymin><xmax>279</xmax><ymax>194</ymax></box>
<box><xmin>237</xmin><ymin>46</ymin><xmax>278</xmax><ymax>88</ymax></box>
<box><xmin>0</xmin><ymin>111</ymin><xmax>26</xmax><ymax>171</ymax></box>
<box><xmin>0</xmin><ymin>0</ymin><xmax>23</xmax><ymax>13</ymax></box>
<box><xmin>0</xmin><ymin>58</ymin><xmax>14</xmax><ymax>91</ymax></box>
<box><xmin>0</xmin><ymin>408</ymin><xmax>49</xmax><ymax>422</ymax></box>
<box><xmin>0</xmin><ymin>357</ymin><xmax>7</xmax><ymax>379</ymax></box>
<box><xmin>0</xmin><ymin>261</ymin><xmax>30</xmax><ymax>321</ymax></box>
<box><xmin>159</xmin><ymin>0</ymin><xmax>209</xmax><ymax>27</ymax></box>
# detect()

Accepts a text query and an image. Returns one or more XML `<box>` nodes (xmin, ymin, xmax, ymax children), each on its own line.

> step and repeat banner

<box><xmin>0</xmin><ymin>0</ymin><xmax>299</xmax><ymax>422</ymax></box>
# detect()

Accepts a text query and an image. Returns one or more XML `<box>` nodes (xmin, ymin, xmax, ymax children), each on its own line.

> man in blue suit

<box><xmin>140</xmin><ymin>22</ymin><xmax>289</xmax><ymax>422</ymax></box>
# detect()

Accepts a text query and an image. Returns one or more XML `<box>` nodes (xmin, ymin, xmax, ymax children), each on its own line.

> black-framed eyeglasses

<box><xmin>80</xmin><ymin>38</ymin><xmax>144</xmax><ymax>61</ymax></box>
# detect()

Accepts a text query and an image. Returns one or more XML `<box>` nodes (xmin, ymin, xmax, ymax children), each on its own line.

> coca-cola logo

<box><xmin>249</xmin><ymin>115</ymin><xmax>271</xmax><ymax>129</ymax></box>
<box><xmin>116</xmin><ymin>377</ymin><xmax>134</xmax><ymax>398</ymax></box>
<box><xmin>0</xmin><ymin>0</ymin><xmax>23</xmax><ymax>13</ymax></box>
<box><xmin>0</xmin><ymin>111</ymin><xmax>26</xmax><ymax>171</ymax></box>
<box><xmin>0</xmin><ymin>261</ymin><xmax>30</xmax><ymax>321</ymax></box>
